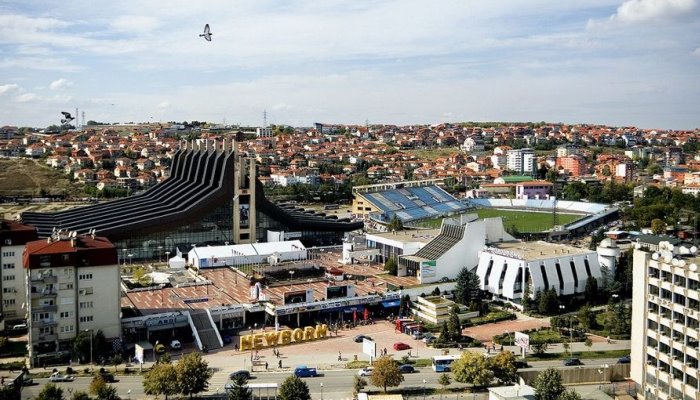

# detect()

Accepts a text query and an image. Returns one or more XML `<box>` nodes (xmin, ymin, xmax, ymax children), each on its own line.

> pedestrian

<box><xmin>265</xmin><ymin>361</ymin><xmax>268</xmax><ymax>370</ymax></box>
<box><xmin>278</xmin><ymin>360</ymin><xmax>282</xmax><ymax>368</ymax></box>
<box><xmin>338</xmin><ymin>352</ymin><xmax>342</xmax><ymax>361</ymax></box>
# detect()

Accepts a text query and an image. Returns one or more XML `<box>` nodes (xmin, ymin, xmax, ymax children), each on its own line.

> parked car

<box><xmin>19</xmin><ymin>374</ymin><xmax>33</xmax><ymax>386</ymax></box>
<box><xmin>97</xmin><ymin>370</ymin><xmax>116</xmax><ymax>383</ymax></box>
<box><xmin>154</xmin><ymin>343</ymin><xmax>166</xmax><ymax>354</ymax></box>
<box><xmin>358</xmin><ymin>367</ymin><xmax>374</xmax><ymax>377</ymax></box>
<box><xmin>399</xmin><ymin>364</ymin><xmax>415</xmax><ymax>373</ymax></box>
<box><xmin>354</xmin><ymin>335</ymin><xmax>372</xmax><ymax>343</ymax></box>
<box><xmin>422</xmin><ymin>334</ymin><xmax>435</xmax><ymax>344</ymax></box>
<box><xmin>411</xmin><ymin>331</ymin><xmax>425</xmax><ymax>340</ymax></box>
<box><xmin>170</xmin><ymin>339</ymin><xmax>182</xmax><ymax>350</ymax></box>
<box><xmin>617</xmin><ymin>355</ymin><xmax>631</xmax><ymax>364</ymax></box>
<box><xmin>294</xmin><ymin>366</ymin><xmax>318</xmax><ymax>378</ymax></box>
<box><xmin>514</xmin><ymin>360</ymin><xmax>530</xmax><ymax>369</ymax></box>
<box><xmin>49</xmin><ymin>372</ymin><xmax>74</xmax><ymax>382</ymax></box>
<box><xmin>563</xmin><ymin>358</ymin><xmax>583</xmax><ymax>366</ymax></box>
<box><xmin>393</xmin><ymin>342</ymin><xmax>411</xmax><ymax>351</ymax></box>
<box><xmin>229</xmin><ymin>370</ymin><xmax>251</xmax><ymax>380</ymax></box>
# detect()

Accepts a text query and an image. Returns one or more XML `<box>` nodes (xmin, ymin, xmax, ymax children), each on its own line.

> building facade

<box><xmin>24</xmin><ymin>231</ymin><xmax>121</xmax><ymax>367</ymax></box>
<box><xmin>1</xmin><ymin>220</ymin><xmax>38</xmax><ymax>328</ymax></box>
<box><xmin>631</xmin><ymin>245</ymin><xmax>700</xmax><ymax>400</ymax></box>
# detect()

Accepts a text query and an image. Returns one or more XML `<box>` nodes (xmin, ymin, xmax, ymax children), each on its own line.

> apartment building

<box><xmin>23</xmin><ymin>231</ymin><xmax>121</xmax><ymax>367</ymax></box>
<box><xmin>0</xmin><ymin>220</ymin><xmax>38</xmax><ymax>328</ymax></box>
<box><xmin>631</xmin><ymin>244</ymin><xmax>700</xmax><ymax>400</ymax></box>
<box><xmin>506</xmin><ymin>148</ymin><xmax>536</xmax><ymax>175</ymax></box>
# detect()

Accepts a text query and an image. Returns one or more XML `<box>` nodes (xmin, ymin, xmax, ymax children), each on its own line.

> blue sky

<box><xmin>0</xmin><ymin>0</ymin><xmax>698</xmax><ymax>129</ymax></box>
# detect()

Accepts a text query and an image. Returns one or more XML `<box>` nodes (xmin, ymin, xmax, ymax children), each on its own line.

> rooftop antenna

<box><xmin>75</xmin><ymin>108</ymin><xmax>79</xmax><ymax>129</ymax></box>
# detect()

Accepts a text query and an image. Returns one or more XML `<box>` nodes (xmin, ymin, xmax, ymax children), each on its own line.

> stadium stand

<box><xmin>362</xmin><ymin>185</ymin><xmax>470</xmax><ymax>224</ymax></box>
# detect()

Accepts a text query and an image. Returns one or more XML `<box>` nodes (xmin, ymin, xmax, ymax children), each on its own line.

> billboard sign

<box><xmin>362</xmin><ymin>338</ymin><xmax>376</xmax><ymax>359</ymax></box>
<box><xmin>514</xmin><ymin>331</ymin><xmax>530</xmax><ymax>349</ymax></box>
<box><xmin>420</xmin><ymin>260</ymin><xmax>436</xmax><ymax>278</ymax></box>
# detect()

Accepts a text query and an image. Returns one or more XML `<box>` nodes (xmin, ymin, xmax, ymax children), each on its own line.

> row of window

<box><xmin>1</xmin><ymin>251</ymin><xmax>15</xmax><ymax>257</ymax></box>
<box><xmin>2</xmin><ymin>275</ymin><xmax>15</xmax><ymax>281</ymax></box>
<box><xmin>2</xmin><ymin>263</ymin><xmax>15</xmax><ymax>269</ymax></box>
<box><xmin>648</xmin><ymin>284</ymin><xmax>700</xmax><ymax>309</ymax></box>
<box><xmin>648</xmin><ymin>266</ymin><xmax>700</xmax><ymax>291</ymax></box>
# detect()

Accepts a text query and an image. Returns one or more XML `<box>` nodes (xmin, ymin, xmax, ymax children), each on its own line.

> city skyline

<box><xmin>0</xmin><ymin>0</ymin><xmax>699</xmax><ymax>130</ymax></box>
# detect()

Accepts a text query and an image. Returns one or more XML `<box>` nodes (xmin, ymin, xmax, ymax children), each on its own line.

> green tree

<box><xmin>438</xmin><ymin>373</ymin><xmax>451</xmax><ymax>391</ymax></box>
<box><xmin>488</xmin><ymin>350</ymin><xmax>518</xmax><ymax>385</ymax></box>
<box><xmin>452</xmin><ymin>352</ymin><xmax>493</xmax><ymax>388</ymax></box>
<box><xmin>651</xmin><ymin>218</ymin><xmax>666</xmax><ymax>235</ymax></box>
<box><xmin>560</xmin><ymin>390</ymin><xmax>583</xmax><ymax>400</ymax></box>
<box><xmin>176</xmin><ymin>352</ymin><xmax>212</xmax><ymax>398</ymax></box>
<box><xmin>532</xmin><ymin>368</ymin><xmax>565</xmax><ymax>400</ymax></box>
<box><xmin>521</xmin><ymin>280</ymin><xmax>532</xmax><ymax>312</ymax></box>
<box><xmin>530</xmin><ymin>339</ymin><xmax>551</xmax><ymax>356</ymax></box>
<box><xmin>437</xmin><ymin>321</ymin><xmax>450</xmax><ymax>344</ymax></box>
<box><xmin>448</xmin><ymin>306</ymin><xmax>462</xmax><ymax>342</ymax></box>
<box><xmin>388</xmin><ymin>215</ymin><xmax>404</xmax><ymax>231</ymax></box>
<box><xmin>0</xmin><ymin>385</ymin><xmax>20</xmax><ymax>400</ymax></box>
<box><xmin>538</xmin><ymin>287</ymin><xmax>559</xmax><ymax>315</ymax></box>
<box><xmin>70</xmin><ymin>391</ymin><xmax>90</xmax><ymax>400</ymax></box>
<box><xmin>279</xmin><ymin>376</ymin><xmax>311</xmax><ymax>400</ymax></box>
<box><xmin>89</xmin><ymin>375</ymin><xmax>107</xmax><ymax>396</ymax></box>
<box><xmin>369</xmin><ymin>356</ymin><xmax>404</xmax><ymax>393</ymax></box>
<box><xmin>577</xmin><ymin>305</ymin><xmax>595</xmax><ymax>331</ymax></box>
<box><xmin>584</xmin><ymin>337</ymin><xmax>593</xmax><ymax>351</ymax></box>
<box><xmin>227</xmin><ymin>375</ymin><xmax>252</xmax><ymax>400</ymax></box>
<box><xmin>384</xmin><ymin>257</ymin><xmax>398</xmax><ymax>276</ymax></box>
<box><xmin>398</xmin><ymin>294</ymin><xmax>410</xmax><ymax>317</ymax></box>
<box><xmin>584</xmin><ymin>277</ymin><xmax>599</xmax><ymax>304</ymax></box>
<box><xmin>36</xmin><ymin>383</ymin><xmax>64</xmax><ymax>400</ymax></box>
<box><xmin>454</xmin><ymin>268</ymin><xmax>482</xmax><ymax>309</ymax></box>
<box><xmin>96</xmin><ymin>385</ymin><xmax>120</xmax><ymax>400</ymax></box>
<box><xmin>143</xmin><ymin>362</ymin><xmax>179</xmax><ymax>399</ymax></box>
<box><xmin>72</xmin><ymin>330</ymin><xmax>92</xmax><ymax>364</ymax></box>
<box><xmin>353</xmin><ymin>375</ymin><xmax>367</xmax><ymax>396</ymax></box>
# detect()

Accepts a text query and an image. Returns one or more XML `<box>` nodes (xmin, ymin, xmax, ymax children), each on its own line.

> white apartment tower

<box><xmin>24</xmin><ymin>231</ymin><xmax>121</xmax><ymax>367</ymax></box>
<box><xmin>631</xmin><ymin>243</ymin><xmax>700</xmax><ymax>400</ymax></box>
<box><xmin>507</xmin><ymin>148</ymin><xmax>536</xmax><ymax>174</ymax></box>
<box><xmin>0</xmin><ymin>220</ymin><xmax>38</xmax><ymax>329</ymax></box>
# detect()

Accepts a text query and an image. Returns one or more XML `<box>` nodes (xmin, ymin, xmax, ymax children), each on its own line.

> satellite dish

<box><xmin>678</xmin><ymin>260</ymin><xmax>686</xmax><ymax>267</ymax></box>
<box><xmin>663</xmin><ymin>255</ymin><xmax>672</xmax><ymax>263</ymax></box>
<box><xmin>690</xmin><ymin>264</ymin><xmax>698</xmax><ymax>272</ymax></box>
<box><xmin>652</xmin><ymin>253</ymin><xmax>659</xmax><ymax>260</ymax></box>
<box><xmin>671</xmin><ymin>258</ymin><xmax>679</xmax><ymax>266</ymax></box>
<box><xmin>691</xmin><ymin>246</ymin><xmax>698</xmax><ymax>253</ymax></box>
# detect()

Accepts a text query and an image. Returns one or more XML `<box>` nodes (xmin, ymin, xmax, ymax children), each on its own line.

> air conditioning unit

<box><xmin>79</xmin><ymin>289</ymin><xmax>87</xmax><ymax>295</ymax></box>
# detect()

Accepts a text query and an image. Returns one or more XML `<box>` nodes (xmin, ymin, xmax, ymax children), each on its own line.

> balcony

<box><xmin>30</xmin><ymin>304</ymin><xmax>57</xmax><ymax>313</ymax></box>
<box><xmin>34</xmin><ymin>319</ymin><xmax>57</xmax><ymax>328</ymax></box>
<box><xmin>36</xmin><ymin>334</ymin><xmax>57</xmax><ymax>342</ymax></box>
<box><xmin>30</xmin><ymin>289</ymin><xmax>57</xmax><ymax>299</ymax></box>
<box><xmin>30</xmin><ymin>274</ymin><xmax>57</xmax><ymax>284</ymax></box>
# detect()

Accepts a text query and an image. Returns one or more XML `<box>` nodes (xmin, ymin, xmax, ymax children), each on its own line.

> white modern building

<box><xmin>507</xmin><ymin>148</ymin><xmax>536</xmax><ymax>174</ymax></box>
<box><xmin>476</xmin><ymin>241</ymin><xmax>603</xmax><ymax>302</ymax></box>
<box><xmin>364</xmin><ymin>228</ymin><xmax>441</xmax><ymax>264</ymax></box>
<box><xmin>1</xmin><ymin>220</ymin><xmax>38</xmax><ymax>328</ymax></box>
<box><xmin>187</xmin><ymin>241</ymin><xmax>307</xmax><ymax>269</ymax></box>
<box><xmin>630</xmin><ymin>242</ymin><xmax>700</xmax><ymax>400</ymax></box>
<box><xmin>24</xmin><ymin>231</ymin><xmax>121</xmax><ymax>367</ymax></box>
<box><xmin>398</xmin><ymin>218</ymin><xmax>514</xmax><ymax>284</ymax></box>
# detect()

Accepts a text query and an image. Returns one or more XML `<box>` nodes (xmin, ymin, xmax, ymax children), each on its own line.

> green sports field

<box><xmin>475</xmin><ymin>208</ymin><xmax>582</xmax><ymax>232</ymax></box>
<box><xmin>411</xmin><ymin>208</ymin><xmax>582</xmax><ymax>232</ymax></box>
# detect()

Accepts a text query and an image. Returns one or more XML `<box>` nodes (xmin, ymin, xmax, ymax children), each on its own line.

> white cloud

<box><xmin>110</xmin><ymin>15</ymin><xmax>161</xmax><ymax>33</ymax></box>
<box><xmin>271</xmin><ymin>103</ymin><xmax>292</xmax><ymax>111</ymax></box>
<box><xmin>16</xmin><ymin>93</ymin><xmax>39</xmax><ymax>103</ymax></box>
<box><xmin>49</xmin><ymin>78</ymin><xmax>73</xmax><ymax>90</ymax></box>
<box><xmin>590</xmin><ymin>0</ymin><xmax>697</xmax><ymax>27</ymax></box>
<box><xmin>0</xmin><ymin>84</ymin><xmax>20</xmax><ymax>95</ymax></box>
<box><xmin>156</xmin><ymin>101</ymin><xmax>170</xmax><ymax>109</ymax></box>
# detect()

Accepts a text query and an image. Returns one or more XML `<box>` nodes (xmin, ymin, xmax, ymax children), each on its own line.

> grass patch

<box><xmin>346</xmin><ymin>360</ymin><xmax>370</xmax><ymax>369</ymax></box>
<box><xmin>404</xmin><ymin>148</ymin><xmax>462</xmax><ymax>162</ymax></box>
<box><xmin>0</xmin><ymin>158</ymin><xmax>81</xmax><ymax>196</ymax></box>
<box><xmin>466</xmin><ymin>310</ymin><xmax>516</xmax><ymax>327</ymax></box>
<box><xmin>474</xmin><ymin>208</ymin><xmax>581</xmax><ymax>233</ymax></box>
<box><xmin>526</xmin><ymin>349</ymin><xmax>630</xmax><ymax>362</ymax></box>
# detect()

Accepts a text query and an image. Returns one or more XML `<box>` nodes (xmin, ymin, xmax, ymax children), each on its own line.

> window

<box><xmin>33</xmin><ymin>312</ymin><xmax>50</xmax><ymax>321</ymax></box>
<box><xmin>60</xmin><ymin>325</ymin><xmax>74</xmax><ymax>333</ymax></box>
<box><xmin>79</xmin><ymin>301</ymin><xmax>93</xmax><ymax>309</ymax></box>
<box><xmin>61</xmin><ymin>254</ymin><xmax>70</xmax><ymax>262</ymax></box>
<box><xmin>79</xmin><ymin>287</ymin><xmax>94</xmax><ymax>295</ymax></box>
<box><xmin>2</xmin><ymin>275</ymin><xmax>15</xmax><ymax>281</ymax></box>
<box><xmin>79</xmin><ymin>316</ymin><xmax>93</xmax><ymax>323</ymax></box>
<box><xmin>59</xmin><ymin>283</ymin><xmax>74</xmax><ymax>290</ymax></box>
<box><xmin>3</xmin><ymin>299</ymin><xmax>15</xmax><ymax>306</ymax></box>
<box><xmin>2</xmin><ymin>263</ymin><xmax>15</xmax><ymax>269</ymax></box>
<box><xmin>59</xmin><ymin>311</ymin><xmax>73</xmax><ymax>319</ymax></box>
<box><xmin>39</xmin><ymin>327</ymin><xmax>54</xmax><ymax>335</ymax></box>
<box><xmin>569</xmin><ymin>261</ymin><xmax>578</xmax><ymax>288</ymax></box>
<box><xmin>63</xmin><ymin>268</ymin><xmax>73</xmax><ymax>276</ymax></box>
<box><xmin>2</xmin><ymin>287</ymin><xmax>15</xmax><ymax>294</ymax></box>
<box><xmin>1</xmin><ymin>251</ymin><xmax>15</xmax><ymax>257</ymax></box>
<box><xmin>78</xmin><ymin>273</ymin><xmax>93</xmax><ymax>280</ymax></box>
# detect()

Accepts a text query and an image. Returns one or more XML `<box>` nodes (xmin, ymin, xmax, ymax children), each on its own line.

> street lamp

<box><xmin>320</xmin><ymin>382</ymin><xmax>324</xmax><ymax>400</ymax></box>
<box><xmin>423</xmin><ymin>379</ymin><xmax>427</xmax><ymax>400</ymax></box>
<box><xmin>157</xmin><ymin>246</ymin><xmax>163</xmax><ymax>263</ymax></box>
<box><xmin>127</xmin><ymin>253</ymin><xmax>133</xmax><ymax>265</ymax></box>
<box><xmin>289</xmin><ymin>270</ymin><xmax>295</xmax><ymax>282</ymax></box>
<box><xmin>122</xmin><ymin>249</ymin><xmax>127</xmax><ymax>266</ymax></box>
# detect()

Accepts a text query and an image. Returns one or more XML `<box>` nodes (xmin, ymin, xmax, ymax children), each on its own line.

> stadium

<box><xmin>21</xmin><ymin>139</ymin><xmax>363</xmax><ymax>260</ymax></box>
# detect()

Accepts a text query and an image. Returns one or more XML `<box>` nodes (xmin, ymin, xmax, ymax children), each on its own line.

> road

<box><xmin>20</xmin><ymin>358</ymin><xmax>623</xmax><ymax>400</ymax></box>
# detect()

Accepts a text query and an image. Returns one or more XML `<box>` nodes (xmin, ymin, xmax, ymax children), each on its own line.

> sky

<box><xmin>0</xmin><ymin>0</ymin><xmax>698</xmax><ymax>130</ymax></box>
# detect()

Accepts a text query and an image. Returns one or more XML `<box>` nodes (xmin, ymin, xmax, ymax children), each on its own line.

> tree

<box><xmin>454</xmin><ymin>268</ymin><xmax>481</xmax><ymax>309</ymax></box>
<box><xmin>0</xmin><ymin>385</ymin><xmax>20</xmax><ymax>400</ymax></box>
<box><xmin>577</xmin><ymin>305</ymin><xmax>595</xmax><ymax>331</ymax></box>
<box><xmin>584</xmin><ymin>337</ymin><xmax>593</xmax><ymax>352</ymax></box>
<box><xmin>437</xmin><ymin>321</ymin><xmax>450</xmax><ymax>344</ymax></box>
<box><xmin>176</xmin><ymin>352</ymin><xmax>212</xmax><ymax>398</ymax></box>
<box><xmin>384</xmin><ymin>257</ymin><xmax>398</xmax><ymax>276</ymax></box>
<box><xmin>70</xmin><ymin>391</ymin><xmax>90</xmax><ymax>400</ymax></box>
<box><xmin>584</xmin><ymin>277</ymin><xmax>598</xmax><ymax>304</ymax></box>
<box><xmin>143</xmin><ymin>362</ymin><xmax>179</xmax><ymax>399</ymax></box>
<box><xmin>279</xmin><ymin>376</ymin><xmax>311</xmax><ymax>400</ymax></box>
<box><xmin>537</xmin><ymin>287</ymin><xmax>559</xmax><ymax>315</ymax></box>
<box><xmin>96</xmin><ymin>385</ymin><xmax>120</xmax><ymax>400</ymax></box>
<box><xmin>369</xmin><ymin>356</ymin><xmax>404</xmax><ymax>393</ymax></box>
<box><xmin>73</xmin><ymin>330</ymin><xmax>92</xmax><ymax>363</ymax></box>
<box><xmin>227</xmin><ymin>375</ymin><xmax>252</xmax><ymax>400</ymax></box>
<box><xmin>521</xmin><ymin>280</ymin><xmax>532</xmax><ymax>312</ymax></box>
<box><xmin>89</xmin><ymin>375</ymin><xmax>107</xmax><ymax>396</ymax></box>
<box><xmin>438</xmin><ymin>373</ymin><xmax>451</xmax><ymax>392</ymax></box>
<box><xmin>488</xmin><ymin>350</ymin><xmax>518</xmax><ymax>385</ymax></box>
<box><xmin>651</xmin><ymin>218</ymin><xmax>666</xmax><ymax>235</ymax></box>
<box><xmin>388</xmin><ymin>215</ymin><xmax>404</xmax><ymax>231</ymax></box>
<box><xmin>530</xmin><ymin>339</ymin><xmax>551</xmax><ymax>355</ymax></box>
<box><xmin>452</xmin><ymin>352</ymin><xmax>493</xmax><ymax>388</ymax></box>
<box><xmin>353</xmin><ymin>375</ymin><xmax>367</xmax><ymax>396</ymax></box>
<box><xmin>36</xmin><ymin>383</ymin><xmax>64</xmax><ymax>400</ymax></box>
<box><xmin>532</xmin><ymin>368</ymin><xmax>565</xmax><ymax>400</ymax></box>
<box><xmin>397</xmin><ymin>294</ymin><xmax>411</xmax><ymax>317</ymax></box>
<box><xmin>560</xmin><ymin>390</ymin><xmax>583</xmax><ymax>400</ymax></box>
<box><xmin>448</xmin><ymin>306</ymin><xmax>462</xmax><ymax>342</ymax></box>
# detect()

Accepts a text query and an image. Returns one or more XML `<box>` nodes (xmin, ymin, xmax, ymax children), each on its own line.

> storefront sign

<box><xmin>239</xmin><ymin>324</ymin><xmax>328</xmax><ymax>350</ymax></box>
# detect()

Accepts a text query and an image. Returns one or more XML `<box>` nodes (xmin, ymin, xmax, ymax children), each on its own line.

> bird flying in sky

<box><xmin>60</xmin><ymin>111</ymin><xmax>74</xmax><ymax>124</ymax></box>
<box><xmin>199</xmin><ymin>24</ymin><xmax>212</xmax><ymax>41</ymax></box>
